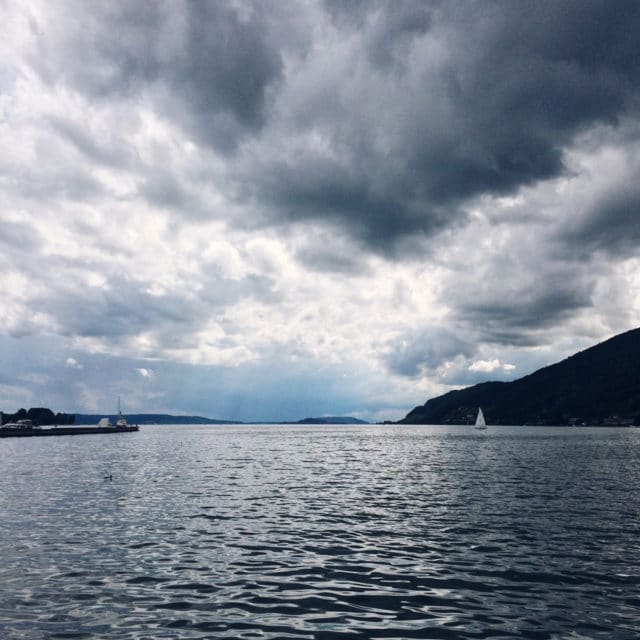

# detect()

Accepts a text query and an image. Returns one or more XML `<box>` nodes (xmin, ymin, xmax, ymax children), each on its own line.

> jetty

<box><xmin>0</xmin><ymin>425</ymin><xmax>139</xmax><ymax>438</ymax></box>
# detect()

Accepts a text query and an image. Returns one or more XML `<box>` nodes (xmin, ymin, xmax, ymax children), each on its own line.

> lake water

<box><xmin>1</xmin><ymin>424</ymin><xmax>639</xmax><ymax>639</ymax></box>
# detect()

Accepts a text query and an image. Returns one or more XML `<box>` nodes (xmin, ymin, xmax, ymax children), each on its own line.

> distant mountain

<box><xmin>401</xmin><ymin>328</ymin><xmax>640</xmax><ymax>426</ymax></box>
<box><xmin>297</xmin><ymin>416</ymin><xmax>368</xmax><ymax>424</ymax></box>
<box><xmin>73</xmin><ymin>413</ymin><xmax>240</xmax><ymax>425</ymax></box>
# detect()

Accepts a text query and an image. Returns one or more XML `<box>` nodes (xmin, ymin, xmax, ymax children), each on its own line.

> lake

<box><xmin>1</xmin><ymin>424</ymin><xmax>639</xmax><ymax>639</ymax></box>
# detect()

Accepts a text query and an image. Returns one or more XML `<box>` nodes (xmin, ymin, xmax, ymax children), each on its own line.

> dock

<box><xmin>0</xmin><ymin>425</ymin><xmax>139</xmax><ymax>438</ymax></box>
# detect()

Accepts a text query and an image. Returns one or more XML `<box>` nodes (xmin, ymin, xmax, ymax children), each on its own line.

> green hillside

<box><xmin>401</xmin><ymin>328</ymin><xmax>640</xmax><ymax>426</ymax></box>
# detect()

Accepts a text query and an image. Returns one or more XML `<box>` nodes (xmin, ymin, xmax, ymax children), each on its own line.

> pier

<box><xmin>0</xmin><ymin>425</ymin><xmax>139</xmax><ymax>438</ymax></box>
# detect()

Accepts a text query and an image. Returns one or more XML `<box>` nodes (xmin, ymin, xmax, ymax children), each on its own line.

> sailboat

<box><xmin>96</xmin><ymin>398</ymin><xmax>139</xmax><ymax>432</ymax></box>
<box><xmin>97</xmin><ymin>397</ymin><xmax>129</xmax><ymax>428</ymax></box>
<box><xmin>115</xmin><ymin>396</ymin><xmax>130</xmax><ymax>428</ymax></box>
<box><xmin>474</xmin><ymin>407</ymin><xmax>487</xmax><ymax>430</ymax></box>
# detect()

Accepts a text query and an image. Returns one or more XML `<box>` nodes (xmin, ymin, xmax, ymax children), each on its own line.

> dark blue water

<box><xmin>1</xmin><ymin>425</ymin><xmax>640</xmax><ymax>639</ymax></box>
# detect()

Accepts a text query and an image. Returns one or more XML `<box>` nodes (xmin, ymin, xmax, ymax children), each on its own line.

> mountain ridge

<box><xmin>296</xmin><ymin>416</ymin><xmax>368</xmax><ymax>424</ymax></box>
<box><xmin>73</xmin><ymin>413</ymin><xmax>240</xmax><ymax>425</ymax></box>
<box><xmin>401</xmin><ymin>327</ymin><xmax>640</xmax><ymax>426</ymax></box>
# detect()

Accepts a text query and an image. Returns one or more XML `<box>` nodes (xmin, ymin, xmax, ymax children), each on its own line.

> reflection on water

<box><xmin>1</xmin><ymin>425</ymin><xmax>640</xmax><ymax>639</ymax></box>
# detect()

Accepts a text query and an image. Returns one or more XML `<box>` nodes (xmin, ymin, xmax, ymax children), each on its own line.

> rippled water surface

<box><xmin>2</xmin><ymin>424</ymin><xmax>640</xmax><ymax>639</ymax></box>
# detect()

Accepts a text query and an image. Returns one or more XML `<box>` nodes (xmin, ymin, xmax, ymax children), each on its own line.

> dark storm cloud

<box><xmin>26</xmin><ymin>1</ymin><xmax>640</xmax><ymax>250</ymax></box>
<box><xmin>459</xmin><ymin>291</ymin><xmax>591</xmax><ymax>345</ymax></box>
<box><xmin>253</xmin><ymin>152</ymin><xmax>453</xmax><ymax>254</ymax></box>
<box><xmin>451</xmin><ymin>264</ymin><xmax>595</xmax><ymax>347</ymax></box>
<box><xmin>250</xmin><ymin>0</ymin><xmax>640</xmax><ymax>251</ymax></box>
<box><xmin>32</xmin><ymin>2</ymin><xmax>163</xmax><ymax>97</ymax></box>
<box><xmin>32</xmin><ymin>0</ymin><xmax>284</xmax><ymax>153</ymax></box>
<box><xmin>168</xmin><ymin>2</ymin><xmax>283</xmax><ymax>149</ymax></box>
<box><xmin>325</xmin><ymin>0</ymin><xmax>433</xmax><ymax>68</ymax></box>
<box><xmin>385</xmin><ymin>326</ymin><xmax>474</xmax><ymax>377</ymax></box>
<box><xmin>565</xmin><ymin>180</ymin><xmax>640</xmax><ymax>256</ymax></box>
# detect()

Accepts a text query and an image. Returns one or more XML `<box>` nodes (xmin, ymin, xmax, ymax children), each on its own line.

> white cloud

<box><xmin>65</xmin><ymin>357</ymin><xmax>83</xmax><ymax>369</ymax></box>
<box><xmin>468</xmin><ymin>359</ymin><xmax>515</xmax><ymax>373</ymax></box>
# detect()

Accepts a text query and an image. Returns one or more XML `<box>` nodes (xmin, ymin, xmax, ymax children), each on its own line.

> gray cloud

<box><xmin>12</xmin><ymin>259</ymin><xmax>278</xmax><ymax>353</ymax></box>
<box><xmin>252</xmin><ymin>153</ymin><xmax>450</xmax><ymax>254</ymax></box>
<box><xmin>48</xmin><ymin>114</ymin><xmax>137</xmax><ymax>169</ymax></box>
<box><xmin>294</xmin><ymin>243</ymin><xmax>368</xmax><ymax>275</ymax></box>
<box><xmin>3</xmin><ymin>159</ymin><xmax>107</xmax><ymax>205</ymax></box>
<box><xmin>443</xmin><ymin>248</ymin><xmax>597</xmax><ymax>348</ymax></box>
<box><xmin>23</xmin><ymin>1</ymin><xmax>640</xmax><ymax>250</ymax></box>
<box><xmin>32</xmin><ymin>1</ymin><xmax>284</xmax><ymax>153</ymax></box>
<box><xmin>325</xmin><ymin>0</ymin><xmax>434</xmax><ymax>69</ymax></box>
<box><xmin>0</xmin><ymin>220</ymin><xmax>42</xmax><ymax>253</ymax></box>
<box><xmin>236</xmin><ymin>1</ymin><xmax>640</xmax><ymax>253</ymax></box>
<box><xmin>139</xmin><ymin>169</ymin><xmax>209</xmax><ymax>218</ymax></box>
<box><xmin>385</xmin><ymin>326</ymin><xmax>474</xmax><ymax>377</ymax></box>
<box><xmin>459</xmin><ymin>286</ymin><xmax>593</xmax><ymax>345</ymax></box>
<box><xmin>167</xmin><ymin>2</ymin><xmax>283</xmax><ymax>147</ymax></box>
<box><xmin>566</xmin><ymin>181</ymin><xmax>640</xmax><ymax>257</ymax></box>
<box><xmin>48</xmin><ymin>283</ymin><xmax>202</xmax><ymax>340</ymax></box>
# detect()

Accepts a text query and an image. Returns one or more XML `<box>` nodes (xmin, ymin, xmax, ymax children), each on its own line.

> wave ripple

<box><xmin>1</xmin><ymin>425</ymin><xmax>640</xmax><ymax>639</ymax></box>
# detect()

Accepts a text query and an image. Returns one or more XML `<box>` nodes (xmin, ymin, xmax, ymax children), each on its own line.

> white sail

<box><xmin>475</xmin><ymin>408</ymin><xmax>487</xmax><ymax>429</ymax></box>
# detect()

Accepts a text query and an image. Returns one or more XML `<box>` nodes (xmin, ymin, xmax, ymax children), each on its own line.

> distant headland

<box><xmin>296</xmin><ymin>416</ymin><xmax>368</xmax><ymax>425</ymax></box>
<box><xmin>0</xmin><ymin>410</ymin><xmax>368</xmax><ymax>427</ymax></box>
<box><xmin>73</xmin><ymin>414</ymin><xmax>240</xmax><ymax>426</ymax></box>
<box><xmin>401</xmin><ymin>327</ymin><xmax>640</xmax><ymax>426</ymax></box>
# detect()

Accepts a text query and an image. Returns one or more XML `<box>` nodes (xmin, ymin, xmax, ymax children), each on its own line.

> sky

<box><xmin>1</xmin><ymin>1</ymin><xmax>640</xmax><ymax>422</ymax></box>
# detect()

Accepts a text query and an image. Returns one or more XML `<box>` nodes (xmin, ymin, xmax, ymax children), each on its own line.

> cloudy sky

<box><xmin>1</xmin><ymin>1</ymin><xmax>639</xmax><ymax>422</ymax></box>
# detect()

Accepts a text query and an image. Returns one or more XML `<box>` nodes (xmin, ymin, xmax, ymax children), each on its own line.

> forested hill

<box><xmin>401</xmin><ymin>328</ymin><xmax>640</xmax><ymax>426</ymax></box>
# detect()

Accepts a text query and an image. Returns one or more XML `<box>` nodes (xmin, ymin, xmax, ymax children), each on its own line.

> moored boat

<box><xmin>1</xmin><ymin>419</ymin><xmax>40</xmax><ymax>430</ymax></box>
<box><xmin>115</xmin><ymin>396</ymin><xmax>135</xmax><ymax>428</ymax></box>
<box><xmin>96</xmin><ymin>397</ymin><xmax>138</xmax><ymax>429</ymax></box>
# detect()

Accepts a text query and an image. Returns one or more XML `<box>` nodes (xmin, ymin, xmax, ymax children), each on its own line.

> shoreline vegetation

<box><xmin>0</xmin><ymin>407</ymin><xmax>74</xmax><ymax>427</ymax></box>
